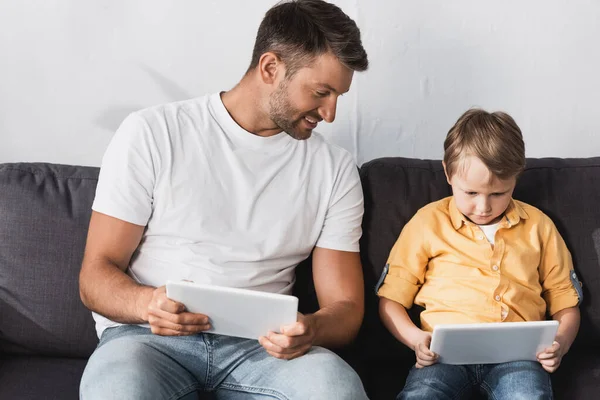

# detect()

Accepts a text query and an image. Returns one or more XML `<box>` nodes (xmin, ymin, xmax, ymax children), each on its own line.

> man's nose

<box><xmin>318</xmin><ymin>97</ymin><xmax>338</xmax><ymax>123</ymax></box>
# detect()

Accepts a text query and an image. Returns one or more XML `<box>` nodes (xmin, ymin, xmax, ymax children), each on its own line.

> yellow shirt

<box><xmin>377</xmin><ymin>197</ymin><xmax>581</xmax><ymax>332</ymax></box>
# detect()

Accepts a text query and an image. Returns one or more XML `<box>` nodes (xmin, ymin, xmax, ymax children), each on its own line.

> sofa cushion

<box><xmin>552</xmin><ymin>348</ymin><xmax>600</xmax><ymax>398</ymax></box>
<box><xmin>358</xmin><ymin>157</ymin><xmax>600</xmax><ymax>364</ymax></box>
<box><xmin>0</xmin><ymin>163</ymin><xmax>99</xmax><ymax>357</ymax></box>
<box><xmin>0</xmin><ymin>355</ymin><xmax>87</xmax><ymax>400</ymax></box>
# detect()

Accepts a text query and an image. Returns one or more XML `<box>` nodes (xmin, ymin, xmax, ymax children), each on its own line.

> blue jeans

<box><xmin>398</xmin><ymin>361</ymin><xmax>553</xmax><ymax>400</ymax></box>
<box><xmin>80</xmin><ymin>325</ymin><xmax>367</xmax><ymax>400</ymax></box>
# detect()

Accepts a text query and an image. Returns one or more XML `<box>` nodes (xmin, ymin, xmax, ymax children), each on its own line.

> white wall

<box><xmin>1</xmin><ymin>1</ymin><xmax>599</xmax><ymax>167</ymax></box>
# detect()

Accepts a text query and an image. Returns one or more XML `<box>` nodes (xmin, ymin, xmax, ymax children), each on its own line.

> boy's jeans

<box><xmin>398</xmin><ymin>361</ymin><xmax>553</xmax><ymax>400</ymax></box>
<box><xmin>80</xmin><ymin>325</ymin><xmax>367</xmax><ymax>400</ymax></box>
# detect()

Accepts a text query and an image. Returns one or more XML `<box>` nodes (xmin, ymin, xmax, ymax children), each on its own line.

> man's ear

<box><xmin>257</xmin><ymin>52</ymin><xmax>284</xmax><ymax>85</ymax></box>
<box><xmin>442</xmin><ymin>161</ymin><xmax>452</xmax><ymax>185</ymax></box>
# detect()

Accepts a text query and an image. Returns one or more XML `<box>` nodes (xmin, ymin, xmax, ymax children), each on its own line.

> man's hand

<box><xmin>144</xmin><ymin>286</ymin><xmax>211</xmax><ymax>336</ymax></box>
<box><xmin>413</xmin><ymin>331</ymin><xmax>438</xmax><ymax>368</ymax></box>
<box><xmin>258</xmin><ymin>313</ymin><xmax>316</xmax><ymax>360</ymax></box>
<box><xmin>537</xmin><ymin>340</ymin><xmax>563</xmax><ymax>373</ymax></box>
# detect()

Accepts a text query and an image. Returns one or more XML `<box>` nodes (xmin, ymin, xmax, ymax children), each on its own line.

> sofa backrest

<box><xmin>359</xmin><ymin>157</ymin><xmax>600</xmax><ymax>364</ymax></box>
<box><xmin>0</xmin><ymin>163</ymin><xmax>99</xmax><ymax>358</ymax></box>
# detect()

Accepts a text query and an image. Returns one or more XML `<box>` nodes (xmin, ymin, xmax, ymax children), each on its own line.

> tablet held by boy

<box><xmin>376</xmin><ymin>109</ymin><xmax>582</xmax><ymax>399</ymax></box>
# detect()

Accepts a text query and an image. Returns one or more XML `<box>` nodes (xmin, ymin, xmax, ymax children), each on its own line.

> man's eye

<box><xmin>315</xmin><ymin>91</ymin><xmax>328</xmax><ymax>97</ymax></box>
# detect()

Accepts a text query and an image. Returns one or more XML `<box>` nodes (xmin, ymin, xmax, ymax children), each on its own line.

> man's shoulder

<box><xmin>133</xmin><ymin>94</ymin><xmax>213</xmax><ymax>125</ymax></box>
<box><xmin>307</xmin><ymin>131</ymin><xmax>355</xmax><ymax>167</ymax></box>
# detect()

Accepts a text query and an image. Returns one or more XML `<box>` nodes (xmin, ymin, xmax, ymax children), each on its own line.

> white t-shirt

<box><xmin>91</xmin><ymin>93</ymin><xmax>364</xmax><ymax>337</ymax></box>
<box><xmin>478</xmin><ymin>222</ymin><xmax>500</xmax><ymax>245</ymax></box>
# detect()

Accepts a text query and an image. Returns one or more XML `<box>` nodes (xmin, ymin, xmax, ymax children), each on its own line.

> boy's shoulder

<box><xmin>511</xmin><ymin>199</ymin><xmax>553</xmax><ymax>224</ymax></box>
<box><xmin>412</xmin><ymin>197</ymin><xmax>454</xmax><ymax>222</ymax></box>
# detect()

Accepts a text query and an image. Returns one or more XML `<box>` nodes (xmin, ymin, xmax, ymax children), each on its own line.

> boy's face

<box><xmin>445</xmin><ymin>156</ymin><xmax>516</xmax><ymax>225</ymax></box>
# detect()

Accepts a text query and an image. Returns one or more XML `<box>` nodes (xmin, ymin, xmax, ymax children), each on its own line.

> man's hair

<box><xmin>247</xmin><ymin>0</ymin><xmax>368</xmax><ymax>77</ymax></box>
<box><xmin>444</xmin><ymin>109</ymin><xmax>526</xmax><ymax>180</ymax></box>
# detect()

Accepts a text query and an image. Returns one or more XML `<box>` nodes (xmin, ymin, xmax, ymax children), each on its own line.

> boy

<box><xmin>376</xmin><ymin>109</ymin><xmax>582</xmax><ymax>399</ymax></box>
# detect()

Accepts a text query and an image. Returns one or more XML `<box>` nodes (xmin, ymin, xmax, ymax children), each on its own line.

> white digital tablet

<box><xmin>165</xmin><ymin>280</ymin><xmax>298</xmax><ymax>340</ymax></box>
<box><xmin>429</xmin><ymin>321</ymin><xmax>559</xmax><ymax>365</ymax></box>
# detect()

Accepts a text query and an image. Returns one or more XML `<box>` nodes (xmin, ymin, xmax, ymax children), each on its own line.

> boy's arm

<box><xmin>553</xmin><ymin>306</ymin><xmax>580</xmax><ymax>355</ymax></box>
<box><xmin>379</xmin><ymin>298</ymin><xmax>437</xmax><ymax>368</ymax></box>
<box><xmin>537</xmin><ymin>306</ymin><xmax>580</xmax><ymax>373</ymax></box>
<box><xmin>379</xmin><ymin>297</ymin><xmax>427</xmax><ymax>349</ymax></box>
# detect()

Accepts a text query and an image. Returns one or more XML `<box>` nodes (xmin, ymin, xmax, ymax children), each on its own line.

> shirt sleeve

<box><xmin>376</xmin><ymin>210</ymin><xmax>430</xmax><ymax>309</ymax></box>
<box><xmin>92</xmin><ymin>113</ymin><xmax>160</xmax><ymax>226</ymax></box>
<box><xmin>315</xmin><ymin>154</ymin><xmax>363</xmax><ymax>253</ymax></box>
<box><xmin>539</xmin><ymin>215</ymin><xmax>581</xmax><ymax>316</ymax></box>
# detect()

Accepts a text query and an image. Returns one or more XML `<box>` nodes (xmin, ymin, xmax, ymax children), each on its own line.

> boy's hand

<box><xmin>537</xmin><ymin>340</ymin><xmax>563</xmax><ymax>373</ymax></box>
<box><xmin>414</xmin><ymin>331</ymin><xmax>439</xmax><ymax>368</ymax></box>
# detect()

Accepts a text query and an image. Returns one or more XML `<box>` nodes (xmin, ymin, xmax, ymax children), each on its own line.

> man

<box><xmin>79</xmin><ymin>0</ymin><xmax>369</xmax><ymax>398</ymax></box>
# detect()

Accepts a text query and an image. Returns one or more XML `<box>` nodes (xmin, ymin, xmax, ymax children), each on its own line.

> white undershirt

<box><xmin>478</xmin><ymin>222</ymin><xmax>500</xmax><ymax>245</ymax></box>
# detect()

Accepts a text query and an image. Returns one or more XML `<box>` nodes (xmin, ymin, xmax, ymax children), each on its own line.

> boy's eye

<box><xmin>492</xmin><ymin>192</ymin><xmax>505</xmax><ymax>197</ymax></box>
<box><xmin>466</xmin><ymin>192</ymin><xmax>477</xmax><ymax>196</ymax></box>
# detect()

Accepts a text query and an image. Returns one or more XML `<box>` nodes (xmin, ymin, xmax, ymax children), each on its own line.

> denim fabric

<box><xmin>80</xmin><ymin>325</ymin><xmax>367</xmax><ymax>400</ymax></box>
<box><xmin>397</xmin><ymin>361</ymin><xmax>553</xmax><ymax>400</ymax></box>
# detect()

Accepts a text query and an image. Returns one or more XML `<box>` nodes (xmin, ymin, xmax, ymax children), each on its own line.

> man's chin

<box><xmin>286</xmin><ymin>129</ymin><xmax>312</xmax><ymax>140</ymax></box>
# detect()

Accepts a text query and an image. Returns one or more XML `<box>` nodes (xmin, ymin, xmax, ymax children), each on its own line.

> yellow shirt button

<box><xmin>492</xmin><ymin>265</ymin><xmax>499</xmax><ymax>271</ymax></box>
<box><xmin>495</xmin><ymin>295</ymin><xmax>501</xmax><ymax>301</ymax></box>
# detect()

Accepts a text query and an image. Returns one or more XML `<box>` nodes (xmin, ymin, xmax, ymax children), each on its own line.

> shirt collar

<box><xmin>449</xmin><ymin>197</ymin><xmax>529</xmax><ymax>230</ymax></box>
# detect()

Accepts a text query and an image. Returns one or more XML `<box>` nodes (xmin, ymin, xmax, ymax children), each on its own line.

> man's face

<box><xmin>447</xmin><ymin>156</ymin><xmax>516</xmax><ymax>226</ymax></box>
<box><xmin>268</xmin><ymin>52</ymin><xmax>354</xmax><ymax>140</ymax></box>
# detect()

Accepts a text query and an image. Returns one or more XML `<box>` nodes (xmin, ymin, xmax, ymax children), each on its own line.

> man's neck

<box><xmin>220</xmin><ymin>79</ymin><xmax>283</xmax><ymax>137</ymax></box>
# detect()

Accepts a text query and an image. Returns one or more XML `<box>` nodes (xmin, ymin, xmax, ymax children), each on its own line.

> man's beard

<box><xmin>268</xmin><ymin>81</ymin><xmax>311</xmax><ymax>140</ymax></box>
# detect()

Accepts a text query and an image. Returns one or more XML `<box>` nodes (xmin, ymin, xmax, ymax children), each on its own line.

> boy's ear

<box><xmin>442</xmin><ymin>161</ymin><xmax>452</xmax><ymax>185</ymax></box>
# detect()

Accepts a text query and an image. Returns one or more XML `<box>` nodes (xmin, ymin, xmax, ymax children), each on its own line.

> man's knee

<box><xmin>80</xmin><ymin>339</ymin><xmax>154</xmax><ymax>399</ymax></box>
<box><xmin>298</xmin><ymin>347</ymin><xmax>367</xmax><ymax>399</ymax></box>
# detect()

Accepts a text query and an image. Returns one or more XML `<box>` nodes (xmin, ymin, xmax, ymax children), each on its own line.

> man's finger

<box><xmin>150</xmin><ymin>326</ymin><xmax>199</xmax><ymax>336</ymax></box>
<box><xmin>259</xmin><ymin>335</ymin><xmax>301</xmax><ymax>354</ymax></box>
<box><xmin>267</xmin><ymin>331</ymin><xmax>308</xmax><ymax>350</ymax></box>
<box><xmin>149</xmin><ymin>307</ymin><xmax>209</xmax><ymax>326</ymax></box>
<box><xmin>280</xmin><ymin>321</ymin><xmax>307</xmax><ymax>337</ymax></box>
<box><xmin>148</xmin><ymin>316</ymin><xmax>211</xmax><ymax>333</ymax></box>
<box><xmin>266</xmin><ymin>349</ymin><xmax>307</xmax><ymax>360</ymax></box>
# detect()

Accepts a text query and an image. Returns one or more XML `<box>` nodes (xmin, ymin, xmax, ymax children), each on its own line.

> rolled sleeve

<box><xmin>376</xmin><ymin>212</ymin><xmax>429</xmax><ymax>309</ymax></box>
<box><xmin>377</xmin><ymin>269</ymin><xmax>421</xmax><ymax>309</ymax></box>
<box><xmin>539</xmin><ymin>216</ymin><xmax>581</xmax><ymax>316</ymax></box>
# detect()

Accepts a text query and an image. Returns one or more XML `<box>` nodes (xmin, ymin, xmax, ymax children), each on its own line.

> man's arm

<box><xmin>258</xmin><ymin>246</ymin><xmax>364</xmax><ymax>359</ymax></box>
<box><xmin>79</xmin><ymin>211</ymin><xmax>151</xmax><ymax>322</ymax></box>
<box><xmin>79</xmin><ymin>211</ymin><xmax>210</xmax><ymax>335</ymax></box>
<box><xmin>308</xmin><ymin>246</ymin><xmax>364</xmax><ymax>348</ymax></box>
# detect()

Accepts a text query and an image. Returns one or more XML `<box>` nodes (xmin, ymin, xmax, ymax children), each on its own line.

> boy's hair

<box><xmin>247</xmin><ymin>0</ymin><xmax>368</xmax><ymax>78</ymax></box>
<box><xmin>444</xmin><ymin>109</ymin><xmax>526</xmax><ymax>180</ymax></box>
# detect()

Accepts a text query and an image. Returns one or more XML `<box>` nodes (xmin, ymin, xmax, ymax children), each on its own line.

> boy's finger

<box><xmin>418</xmin><ymin>342</ymin><xmax>435</xmax><ymax>357</ymax></box>
<box><xmin>543</xmin><ymin>341</ymin><xmax>560</xmax><ymax>353</ymax></box>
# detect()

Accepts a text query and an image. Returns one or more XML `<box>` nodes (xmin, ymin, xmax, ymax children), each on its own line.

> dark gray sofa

<box><xmin>1</xmin><ymin>157</ymin><xmax>599</xmax><ymax>399</ymax></box>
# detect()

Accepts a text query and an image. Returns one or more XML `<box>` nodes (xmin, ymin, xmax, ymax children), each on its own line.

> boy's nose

<box><xmin>476</xmin><ymin>198</ymin><xmax>492</xmax><ymax>213</ymax></box>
